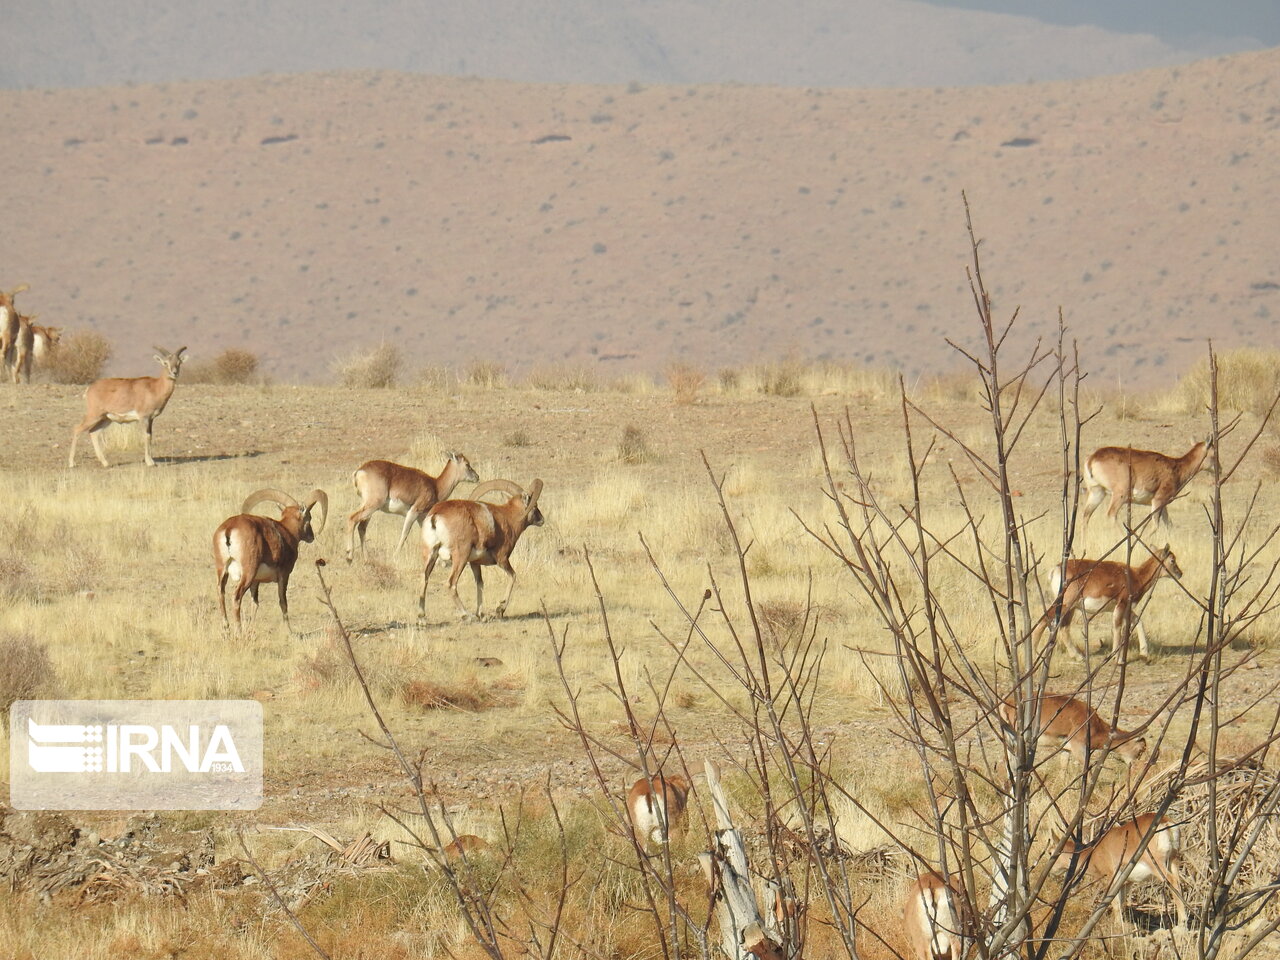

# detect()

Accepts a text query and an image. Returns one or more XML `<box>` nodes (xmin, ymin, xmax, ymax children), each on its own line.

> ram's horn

<box><xmin>241</xmin><ymin>488</ymin><xmax>299</xmax><ymax>514</ymax></box>
<box><xmin>469</xmin><ymin>479</ymin><xmax>524</xmax><ymax>502</ymax></box>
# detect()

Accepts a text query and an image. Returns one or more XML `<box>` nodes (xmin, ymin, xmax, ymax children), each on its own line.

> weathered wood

<box><xmin>699</xmin><ymin>760</ymin><xmax>777</xmax><ymax>960</ymax></box>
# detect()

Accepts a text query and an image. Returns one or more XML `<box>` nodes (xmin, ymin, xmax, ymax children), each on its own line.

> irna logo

<box><xmin>10</xmin><ymin>700</ymin><xmax>263</xmax><ymax>811</ymax></box>
<box><xmin>26</xmin><ymin>718</ymin><xmax>246</xmax><ymax>774</ymax></box>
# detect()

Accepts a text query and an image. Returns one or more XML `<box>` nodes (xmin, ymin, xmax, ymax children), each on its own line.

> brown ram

<box><xmin>419</xmin><ymin>479</ymin><xmax>544</xmax><ymax>622</ymax></box>
<box><xmin>213</xmin><ymin>488</ymin><xmax>328</xmax><ymax>632</ymax></box>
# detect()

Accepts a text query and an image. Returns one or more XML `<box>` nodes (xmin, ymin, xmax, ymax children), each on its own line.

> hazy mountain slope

<box><xmin>2</xmin><ymin>0</ymin><xmax>1232</xmax><ymax>91</ymax></box>
<box><xmin>1</xmin><ymin>50</ymin><xmax>1277</xmax><ymax>384</ymax></box>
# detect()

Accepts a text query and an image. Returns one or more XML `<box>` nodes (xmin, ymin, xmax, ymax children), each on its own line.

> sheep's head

<box><xmin>449</xmin><ymin>451</ymin><xmax>480</xmax><ymax>484</ymax></box>
<box><xmin>471</xmin><ymin>479</ymin><xmax>544</xmax><ymax>526</ymax></box>
<box><xmin>154</xmin><ymin>345</ymin><xmax>188</xmax><ymax>379</ymax></box>
<box><xmin>523</xmin><ymin>479</ymin><xmax>544</xmax><ymax>527</ymax></box>
<box><xmin>302</xmin><ymin>489</ymin><xmax>329</xmax><ymax>542</ymax></box>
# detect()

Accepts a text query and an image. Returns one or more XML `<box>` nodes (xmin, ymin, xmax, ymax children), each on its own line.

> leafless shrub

<box><xmin>0</xmin><ymin>635</ymin><xmax>58</xmax><ymax>722</ymax></box>
<box><xmin>616</xmin><ymin>424</ymin><xmax>653</xmax><ymax>464</ymax></box>
<box><xmin>718</xmin><ymin>367</ymin><xmax>741</xmax><ymax>392</ymax></box>
<box><xmin>47</xmin><ymin>331</ymin><xmax>111</xmax><ymax>384</ymax></box>
<box><xmin>666</xmin><ymin>362</ymin><xmax>706</xmax><ymax>405</ymax></box>
<box><xmin>504</xmin><ymin>429</ymin><xmax>532</xmax><ymax>448</ymax></box>
<box><xmin>334</xmin><ymin>343</ymin><xmax>402</xmax><ymax>388</ymax></box>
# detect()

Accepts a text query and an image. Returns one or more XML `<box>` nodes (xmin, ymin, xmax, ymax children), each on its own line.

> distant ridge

<box><xmin>2</xmin><ymin>0</ymin><xmax>1255</xmax><ymax>91</ymax></box>
<box><xmin>1</xmin><ymin>48</ymin><xmax>1277</xmax><ymax>385</ymax></box>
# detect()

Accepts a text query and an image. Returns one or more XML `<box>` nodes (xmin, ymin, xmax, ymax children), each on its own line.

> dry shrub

<box><xmin>464</xmin><ymin>360</ymin><xmax>507</xmax><ymax>389</ymax></box>
<box><xmin>47</xmin><ymin>331</ymin><xmax>111</xmax><ymax>384</ymax></box>
<box><xmin>525</xmin><ymin>363</ymin><xmax>599</xmax><ymax>392</ymax></box>
<box><xmin>666</xmin><ymin>362</ymin><xmax>706</xmax><ymax>405</ymax></box>
<box><xmin>616</xmin><ymin>424</ymin><xmax>653</xmax><ymax>465</ymax></box>
<box><xmin>400</xmin><ymin>678</ymin><xmax>510</xmax><ymax>712</ymax></box>
<box><xmin>1171</xmin><ymin>349</ymin><xmax>1280</xmax><ymax>415</ymax></box>
<box><xmin>756</xmin><ymin>356</ymin><xmax>805</xmax><ymax>397</ymax></box>
<box><xmin>719</xmin><ymin>367</ymin><xmax>742</xmax><ymax>393</ymax></box>
<box><xmin>335</xmin><ymin>343</ymin><xmax>402</xmax><ymax>388</ymax></box>
<box><xmin>185</xmin><ymin>348</ymin><xmax>259</xmax><ymax>385</ymax></box>
<box><xmin>0</xmin><ymin>635</ymin><xmax>58</xmax><ymax>721</ymax></box>
<box><xmin>505</xmin><ymin>429</ymin><xmax>532</xmax><ymax>448</ymax></box>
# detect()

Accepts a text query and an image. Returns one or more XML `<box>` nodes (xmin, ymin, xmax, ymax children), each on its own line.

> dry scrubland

<box><xmin>2</xmin><ymin>347</ymin><xmax>1280</xmax><ymax>958</ymax></box>
<box><xmin>1</xmin><ymin>48</ymin><xmax>1279</xmax><ymax>386</ymax></box>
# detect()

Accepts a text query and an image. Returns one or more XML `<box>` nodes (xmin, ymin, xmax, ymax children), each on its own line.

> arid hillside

<box><xmin>2</xmin><ymin>48</ymin><xmax>1278</xmax><ymax>385</ymax></box>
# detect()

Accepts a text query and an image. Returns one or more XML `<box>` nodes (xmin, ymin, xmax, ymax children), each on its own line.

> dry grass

<box><xmin>46</xmin><ymin>331</ymin><xmax>111</xmax><ymax>384</ymax></box>
<box><xmin>0</xmin><ymin>380</ymin><xmax>1276</xmax><ymax>958</ymax></box>
<box><xmin>334</xmin><ymin>343</ymin><xmax>402</xmax><ymax>388</ymax></box>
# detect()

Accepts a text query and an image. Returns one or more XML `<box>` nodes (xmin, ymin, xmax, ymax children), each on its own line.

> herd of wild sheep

<box><xmin>5</xmin><ymin>283</ymin><xmax>547</xmax><ymax>631</ymax></box>
<box><xmin>0</xmin><ymin>283</ymin><xmax>60</xmax><ymax>385</ymax></box>
<box><xmin>7</xmin><ymin>278</ymin><xmax>1225</xmax><ymax>953</ymax></box>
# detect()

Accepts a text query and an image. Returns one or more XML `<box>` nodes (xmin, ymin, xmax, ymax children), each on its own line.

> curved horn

<box><xmin>241</xmin><ymin>488</ymin><xmax>299</xmax><ymax>514</ymax></box>
<box><xmin>8</xmin><ymin>283</ymin><xmax>28</xmax><ymax>296</ymax></box>
<box><xmin>524</xmin><ymin>479</ymin><xmax>543</xmax><ymax>516</ymax></box>
<box><xmin>470</xmin><ymin>479</ymin><xmax>524</xmax><ymax>502</ymax></box>
<box><xmin>305</xmin><ymin>489</ymin><xmax>329</xmax><ymax>535</ymax></box>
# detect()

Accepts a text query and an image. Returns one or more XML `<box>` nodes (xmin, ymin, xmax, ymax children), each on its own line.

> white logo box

<box><xmin>10</xmin><ymin>700</ymin><xmax>263</xmax><ymax>811</ymax></box>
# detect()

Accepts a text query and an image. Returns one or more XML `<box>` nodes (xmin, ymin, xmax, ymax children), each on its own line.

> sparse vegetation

<box><xmin>334</xmin><ymin>343</ymin><xmax>402</xmax><ymax>388</ymax></box>
<box><xmin>46</xmin><ymin>330</ymin><xmax>111</xmax><ymax>384</ymax></box>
